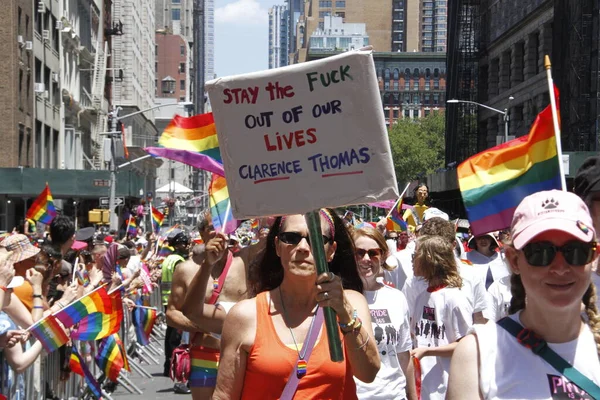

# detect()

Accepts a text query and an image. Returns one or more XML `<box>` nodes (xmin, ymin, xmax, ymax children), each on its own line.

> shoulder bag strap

<box><xmin>497</xmin><ymin>317</ymin><xmax>600</xmax><ymax>398</ymax></box>
<box><xmin>207</xmin><ymin>251</ymin><xmax>233</xmax><ymax>305</ymax></box>
<box><xmin>280</xmin><ymin>307</ymin><xmax>325</xmax><ymax>400</ymax></box>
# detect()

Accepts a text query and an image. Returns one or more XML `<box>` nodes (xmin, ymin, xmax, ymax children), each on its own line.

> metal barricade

<box><xmin>0</xmin><ymin>286</ymin><xmax>166</xmax><ymax>400</ymax></box>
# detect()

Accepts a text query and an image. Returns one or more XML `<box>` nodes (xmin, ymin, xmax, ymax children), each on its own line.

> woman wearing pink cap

<box><xmin>447</xmin><ymin>190</ymin><xmax>600</xmax><ymax>399</ymax></box>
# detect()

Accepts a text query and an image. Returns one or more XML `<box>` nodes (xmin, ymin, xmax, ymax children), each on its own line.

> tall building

<box><xmin>308</xmin><ymin>16</ymin><xmax>368</xmax><ymax>52</ymax></box>
<box><xmin>204</xmin><ymin>0</ymin><xmax>215</xmax><ymax>81</ymax></box>
<box><xmin>269</xmin><ymin>5</ymin><xmax>289</xmax><ymax>69</ymax></box>
<box><xmin>391</xmin><ymin>0</ymin><xmax>446</xmax><ymax>53</ymax></box>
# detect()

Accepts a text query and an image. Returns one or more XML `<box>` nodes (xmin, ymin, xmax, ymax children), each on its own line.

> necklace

<box><xmin>278</xmin><ymin>286</ymin><xmax>318</xmax><ymax>379</ymax></box>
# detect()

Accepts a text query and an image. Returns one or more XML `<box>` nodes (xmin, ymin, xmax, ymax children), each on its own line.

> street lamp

<box><xmin>446</xmin><ymin>97</ymin><xmax>514</xmax><ymax>143</ymax></box>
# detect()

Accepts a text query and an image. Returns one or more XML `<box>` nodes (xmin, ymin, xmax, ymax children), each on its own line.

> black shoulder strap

<box><xmin>497</xmin><ymin>317</ymin><xmax>600</xmax><ymax>398</ymax></box>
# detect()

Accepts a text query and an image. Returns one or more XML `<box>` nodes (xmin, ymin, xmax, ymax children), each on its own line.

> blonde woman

<box><xmin>352</xmin><ymin>227</ymin><xmax>415</xmax><ymax>400</ymax></box>
<box><xmin>409</xmin><ymin>235</ymin><xmax>473</xmax><ymax>400</ymax></box>
<box><xmin>447</xmin><ymin>190</ymin><xmax>600</xmax><ymax>399</ymax></box>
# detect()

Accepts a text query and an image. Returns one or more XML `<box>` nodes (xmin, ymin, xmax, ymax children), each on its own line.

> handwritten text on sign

<box><xmin>206</xmin><ymin>50</ymin><xmax>398</xmax><ymax>218</ymax></box>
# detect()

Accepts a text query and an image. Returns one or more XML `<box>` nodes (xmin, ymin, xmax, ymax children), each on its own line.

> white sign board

<box><xmin>206</xmin><ymin>50</ymin><xmax>399</xmax><ymax>219</ymax></box>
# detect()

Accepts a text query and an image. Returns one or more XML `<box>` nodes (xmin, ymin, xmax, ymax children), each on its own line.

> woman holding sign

<box><xmin>212</xmin><ymin>209</ymin><xmax>380</xmax><ymax>400</ymax></box>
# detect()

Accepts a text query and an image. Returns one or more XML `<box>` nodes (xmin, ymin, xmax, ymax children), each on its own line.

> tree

<box><xmin>387</xmin><ymin>113</ymin><xmax>446</xmax><ymax>186</ymax></box>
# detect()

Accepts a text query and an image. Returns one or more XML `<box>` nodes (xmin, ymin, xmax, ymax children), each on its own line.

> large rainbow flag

<box><xmin>70</xmin><ymin>346</ymin><xmax>103</xmax><ymax>398</ymax></box>
<box><xmin>209</xmin><ymin>175</ymin><xmax>238</xmax><ymax>234</ymax></box>
<box><xmin>145</xmin><ymin>112</ymin><xmax>224</xmax><ymax>176</ymax></box>
<box><xmin>55</xmin><ymin>286</ymin><xmax>113</xmax><ymax>328</ymax></box>
<box><xmin>29</xmin><ymin>315</ymin><xmax>69</xmax><ymax>353</ymax></box>
<box><xmin>132</xmin><ymin>300</ymin><xmax>157</xmax><ymax>346</ymax></box>
<box><xmin>151</xmin><ymin>206</ymin><xmax>164</xmax><ymax>233</ymax></box>
<box><xmin>457</xmin><ymin>90</ymin><xmax>562</xmax><ymax>235</ymax></box>
<box><xmin>71</xmin><ymin>290</ymin><xmax>123</xmax><ymax>341</ymax></box>
<box><xmin>26</xmin><ymin>183</ymin><xmax>57</xmax><ymax>224</ymax></box>
<box><xmin>96</xmin><ymin>333</ymin><xmax>129</xmax><ymax>382</ymax></box>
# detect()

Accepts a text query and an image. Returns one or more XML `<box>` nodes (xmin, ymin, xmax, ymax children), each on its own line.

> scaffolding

<box><xmin>553</xmin><ymin>0</ymin><xmax>599</xmax><ymax>151</ymax></box>
<box><xmin>445</xmin><ymin>0</ymin><xmax>480</xmax><ymax>165</ymax></box>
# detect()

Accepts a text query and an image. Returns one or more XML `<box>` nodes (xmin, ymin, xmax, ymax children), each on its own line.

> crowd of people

<box><xmin>1</xmin><ymin>155</ymin><xmax>600</xmax><ymax>400</ymax></box>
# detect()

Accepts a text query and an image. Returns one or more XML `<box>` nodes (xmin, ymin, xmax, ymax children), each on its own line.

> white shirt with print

<box><xmin>355</xmin><ymin>285</ymin><xmax>413</xmax><ymax>400</ymax></box>
<box><xmin>483</xmin><ymin>275</ymin><xmax>512</xmax><ymax>322</ymax></box>
<box><xmin>474</xmin><ymin>312</ymin><xmax>600</xmax><ymax>399</ymax></box>
<box><xmin>411</xmin><ymin>286</ymin><xmax>473</xmax><ymax>400</ymax></box>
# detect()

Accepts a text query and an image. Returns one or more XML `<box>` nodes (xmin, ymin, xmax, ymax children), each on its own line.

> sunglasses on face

<box><xmin>278</xmin><ymin>232</ymin><xmax>332</xmax><ymax>246</ymax></box>
<box><xmin>355</xmin><ymin>248</ymin><xmax>382</xmax><ymax>259</ymax></box>
<box><xmin>522</xmin><ymin>240</ymin><xmax>596</xmax><ymax>267</ymax></box>
<box><xmin>387</xmin><ymin>237</ymin><xmax>398</xmax><ymax>241</ymax></box>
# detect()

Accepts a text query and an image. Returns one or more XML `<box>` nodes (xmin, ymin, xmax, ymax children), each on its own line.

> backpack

<box><xmin>170</xmin><ymin>344</ymin><xmax>191</xmax><ymax>383</ymax></box>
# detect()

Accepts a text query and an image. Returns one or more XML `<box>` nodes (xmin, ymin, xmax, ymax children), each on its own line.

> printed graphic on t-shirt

<box><xmin>415</xmin><ymin>306</ymin><xmax>446</xmax><ymax>345</ymax></box>
<box><xmin>546</xmin><ymin>374</ymin><xmax>593</xmax><ymax>399</ymax></box>
<box><xmin>370</xmin><ymin>309</ymin><xmax>398</xmax><ymax>352</ymax></box>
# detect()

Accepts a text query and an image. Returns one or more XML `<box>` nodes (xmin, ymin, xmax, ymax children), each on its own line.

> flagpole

<box><xmin>385</xmin><ymin>182</ymin><xmax>411</xmax><ymax>219</ymax></box>
<box><xmin>133</xmin><ymin>305</ymin><xmax>157</xmax><ymax>310</ymax></box>
<box><xmin>544</xmin><ymin>55</ymin><xmax>567</xmax><ymax>191</ymax></box>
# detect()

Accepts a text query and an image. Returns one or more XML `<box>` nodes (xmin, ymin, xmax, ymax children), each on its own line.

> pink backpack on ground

<box><xmin>170</xmin><ymin>344</ymin><xmax>191</xmax><ymax>383</ymax></box>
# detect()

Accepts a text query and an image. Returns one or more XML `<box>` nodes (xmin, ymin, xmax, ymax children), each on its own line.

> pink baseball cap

<box><xmin>511</xmin><ymin>190</ymin><xmax>595</xmax><ymax>250</ymax></box>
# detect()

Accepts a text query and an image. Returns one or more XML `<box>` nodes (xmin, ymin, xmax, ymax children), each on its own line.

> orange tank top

<box><xmin>240</xmin><ymin>292</ymin><xmax>357</xmax><ymax>400</ymax></box>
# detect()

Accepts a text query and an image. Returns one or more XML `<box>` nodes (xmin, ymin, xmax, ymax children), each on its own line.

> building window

<box><xmin>404</xmin><ymin>109</ymin><xmax>410</xmax><ymax>119</ymax></box>
<box><xmin>393</xmin><ymin>109</ymin><xmax>399</xmax><ymax>119</ymax></box>
<box><xmin>172</xmin><ymin>8</ymin><xmax>181</xmax><ymax>20</ymax></box>
<box><xmin>18</xmin><ymin>124</ymin><xmax>24</xmax><ymax>166</ymax></box>
<box><xmin>179</xmin><ymin>62</ymin><xmax>185</xmax><ymax>73</ymax></box>
<box><xmin>413</xmin><ymin>81</ymin><xmax>419</xmax><ymax>90</ymax></box>
<box><xmin>335</xmin><ymin>0</ymin><xmax>346</xmax><ymax>6</ymax></box>
<box><xmin>172</xmin><ymin>0</ymin><xmax>181</xmax><ymax>3</ymax></box>
<box><xmin>162</xmin><ymin>79</ymin><xmax>175</xmax><ymax>94</ymax></box>
<box><xmin>433</xmin><ymin>93</ymin><xmax>439</xmax><ymax>105</ymax></box>
<box><xmin>180</xmin><ymin>80</ymin><xmax>185</xmax><ymax>90</ymax></box>
<box><xmin>180</xmin><ymin>45</ymin><xmax>185</xmax><ymax>56</ymax></box>
<box><xmin>424</xmin><ymin>94</ymin><xmax>431</xmax><ymax>105</ymax></box>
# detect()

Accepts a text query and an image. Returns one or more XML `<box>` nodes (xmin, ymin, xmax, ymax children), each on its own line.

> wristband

<box><xmin>338</xmin><ymin>309</ymin><xmax>358</xmax><ymax>330</ymax></box>
<box><xmin>33</xmin><ymin>294</ymin><xmax>43</xmax><ymax>299</ymax></box>
<box><xmin>33</xmin><ymin>305</ymin><xmax>44</xmax><ymax>309</ymax></box>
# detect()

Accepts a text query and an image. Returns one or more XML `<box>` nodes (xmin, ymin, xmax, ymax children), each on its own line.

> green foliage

<box><xmin>387</xmin><ymin>113</ymin><xmax>446</xmax><ymax>186</ymax></box>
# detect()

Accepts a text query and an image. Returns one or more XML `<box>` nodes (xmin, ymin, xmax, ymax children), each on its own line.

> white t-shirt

<box><xmin>355</xmin><ymin>285</ymin><xmax>413</xmax><ymax>400</ymax></box>
<box><xmin>592</xmin><ymin>272</ymin><xmax>600</xmax><ymax>312</ymax></box>
<box><xmin>412</xmin><ymin>287</ymin><xmax>473</xmax><ymax>400</ymax></box>
<box><xmin>483</xmin><ymin>275</ymin><xmax>512</xmax><ymax>322</ymax></box>
<box><xmin>465</xmin><ymin>251</ymin><xmax>510</xmax><ymax>290</ymax></box>
<box><xmin>385</xmin><ymin>247</ymin><xmax>415</xmax><ymax>291</ymax></box>
<box><xmin>473</xmin><ymin>312</ymin><xmax>600</xmax><ymax>399</ymax></box>
<box><xmin>457</xmin><ymin>259</ymin><xmax>488</xmax><ymax>314</ymax></box>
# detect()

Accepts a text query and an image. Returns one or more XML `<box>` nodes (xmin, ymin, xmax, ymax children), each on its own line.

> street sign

<box><xmin>99</xmin><ymin>197</ymin><xmax>124</xmax><ymax>208</ymax></box>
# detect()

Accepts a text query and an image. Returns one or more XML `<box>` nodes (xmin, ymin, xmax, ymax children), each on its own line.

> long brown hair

<box><xmin>414</xmin><ymin>235</ymin><xmax>462</xmax><ymax>288</ymax></box>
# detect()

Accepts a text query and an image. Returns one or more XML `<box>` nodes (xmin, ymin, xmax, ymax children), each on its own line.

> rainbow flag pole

<box><xmin>385</xmin><ymin>182</ymin><xmax>411</xmax><ymax>219</ymax></box>
<box><xmin>544</xmin><ymin>55</ymin><xmax>566</xmax><ymax>191</ymax></box>
<box><xmin>26</xmin><ymin>183</ymin><xmax>57</xmax><ymax>224</ymax></box>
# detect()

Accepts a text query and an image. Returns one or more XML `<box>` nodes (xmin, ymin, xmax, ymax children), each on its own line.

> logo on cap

<box><xmin>542</xmin><ymin>198</ymin><xmax>559</xmax><ymax>210</ymax></box>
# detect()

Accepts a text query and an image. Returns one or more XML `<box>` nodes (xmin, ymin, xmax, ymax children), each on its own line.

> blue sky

<box><xmin>215</xmin><ymin>0</ymin><xmax>276</xmax><ymax>78</ymax></box>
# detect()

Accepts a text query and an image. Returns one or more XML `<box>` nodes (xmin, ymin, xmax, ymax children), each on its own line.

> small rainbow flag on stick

<box><xmin>26</xmin><ymin>183</ymin><xmax>57</xmax><ymax>224</ymax></box>
<box><xmin>71</xmin><ymin>290</ymin><xmax>123</xmax><ymax>341</ymax></box>
<box><xmin>457</xmin><ymin>88</ymin><xmax>562</xmax><ymax>235</ymax></box>
<box><xmin>209</xmin><ymin>175</ymin><xmax>238</xmax><ymax>234</ymax></box>
<box><xmin>151</xmin><ymin>207</ymin><xmax>164</xmax><ymax>233</ymax></box>
<box><xmin>70</xmin><ymin>346</ymin><xmax>103</xmax><ymax>398</ymax></box>
<box><xmin>55</xmin><ymin>286</ymin><xmax>113</xmax><ymax>328</ymax></box>
<box><xmin>145</xmin><ymin>112</ymin><xmax>224</xmax><ymax>176</ymax></box>
<box><xmin>29</xmin><ymin>315</ymin><xmax>69</xmax><ymax>353</ymax></box>
<box><xmin>96</xmin><ymin>333</ymin><xmax>129</xmax><ymax>382</ymax></box>
<box><xmin>132</xmin><ymin>300</ymin><xmax>157</xmax><ymax>346</ymax></box>
<box><xmin>386</xmin><ymin>198</ymin><xmax>408</xmax><ymax>232</ymax></box>
<box><xmin>127</xmin><ymin>217</ymin><xmax>137</xmax><ymax>237</ymax></box>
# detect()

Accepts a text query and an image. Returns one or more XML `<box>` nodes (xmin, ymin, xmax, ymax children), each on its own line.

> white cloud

<box><xmin>215</xmin><ymin>0</ymin><xmax>268</xmax><ymax>25</ymax></box>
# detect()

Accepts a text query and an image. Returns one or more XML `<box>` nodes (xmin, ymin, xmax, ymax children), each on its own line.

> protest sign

<box><xmin>206</xmin><ymin>49</ymin><xmax>399</xmax><ymax>218</ymax></box>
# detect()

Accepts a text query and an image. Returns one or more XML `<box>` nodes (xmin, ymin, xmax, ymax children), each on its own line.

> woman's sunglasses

<box><xmin>278</xmin><ymin>232</ymin><xmax>332</xmax><ymax>246</ymax></box>
<box><xmin>522</xmin><ymin>240</ymin><xmax>596</xmax><ymax>267</ymax></box>
<box><xmin>355</xmin><ymin>248</ymin><xmax>382</xmax><ymax>259</ymax></box>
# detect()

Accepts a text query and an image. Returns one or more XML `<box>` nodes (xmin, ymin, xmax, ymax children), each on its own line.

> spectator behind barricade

<box><xmin>448</xmin><ymin>190</ymin><xmax>600</xmax><ymax>399</ymax></box>
<box><xmin>212</xmin><ymin>210</ymin><xmax>379</xmax><ymax>399</ymax></box>
<box><xmin>123</xmin><ymin>240</ymin><xmax>142</xmax><ymax>274</ymax></box>
<box><xmin>46</xmin><ymin>261</ymin><xmax>73</xmax><ymax>307</ymax></box>
<box><xmin>49</xmin><ymin>215</ymin><xmax>76</xmax><ymax>256</ymax></box>
<box><xmin>0</xmin><ymin>312</ymin><xmax>44</xmax><ymax>374</ymax></box>
<box><xmin>408</xmin><ymin>235</ymin><xmax>473</xmax><ymax>400</ymax></box>
<box><xmin>0</xmin><ymin>235</ymin><xmax>40</xmax><ymax>311</ymax></box>
<box><xmin>352</xmin><ymin>227</ymin><xmax>416</xmax><ymax>400</ymax></box>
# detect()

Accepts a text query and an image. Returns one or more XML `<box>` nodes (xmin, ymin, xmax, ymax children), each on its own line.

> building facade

<box><xmin>269</xmin><ymin>5</ymin><xmax>289</xmax><ymax>69</ymax></box>
<box><xmin>308</xmin><ymin>15</ymin><xmax>368</xmax><ymax>52</ymax></box>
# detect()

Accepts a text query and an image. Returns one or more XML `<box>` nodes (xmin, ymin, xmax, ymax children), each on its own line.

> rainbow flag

<box><xmin>127</xmin><ymin>217</ymin><xmax>137</xmax><ymax>237</ymax></box>
<box><xmin>457</xmin><ymin>89</ymin><xmax>562</xmax><ymax>235</ymax></box>
<box><xmin>70</xmin><ymin>346</ymin><xmax>103</xmax><ymax>398</ymax></box>
<box><xmin>209</xmin><ymin>175</ymin><xmax>238</xmax><ymax>234</ymax></box>
<box><xmin>132</xmin><ymin>300</ymin><xmax>157</xmax><ymax>346</ymax></box>
<box><xmin>29</xmin><ymin>315</ymin><xmax>69</xmax><ymax>353</ymax></box>
<box><xmin>145</xmin><ymin>112</ymin><xmax>224</xmax><ymax>176</ymax></box>
<box><xmin>386</xmin><ymin>198</ymin><xmax>408</xmax><ymax>232</ymax></box>
<box><xmin>157</xmin><ymin>244</ymin><xmax>174</xmax><ymax>258</ymax></box>
<box><xmin>151</xmin><ymin>207</ymin><xmax>164</xmax><ymax>233</ymax></box>
<box><xmin>26</xmin><ymin>183</ymin><xmax>57</xmax><ymax>224</ymax></box>
<box><xmin>55</xmin><ymin>286</ymin><xmax>113</xmax><ymax>328</ymax></box>
<box><xmin>96</xmin><ymin>333</ymin><xmax>128</xmax><ymax>382</ymax></box>
<box><xmin>71</xmin><ymin>291</ymin><xmax>123</xmax><ymax>341</ymax></box>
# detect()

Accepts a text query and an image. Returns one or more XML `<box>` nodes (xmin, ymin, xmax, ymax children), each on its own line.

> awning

<box><xmin>156</xmin><ymin>182</ymin><xmax>193</xmax><ymax>194</ymax></box>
